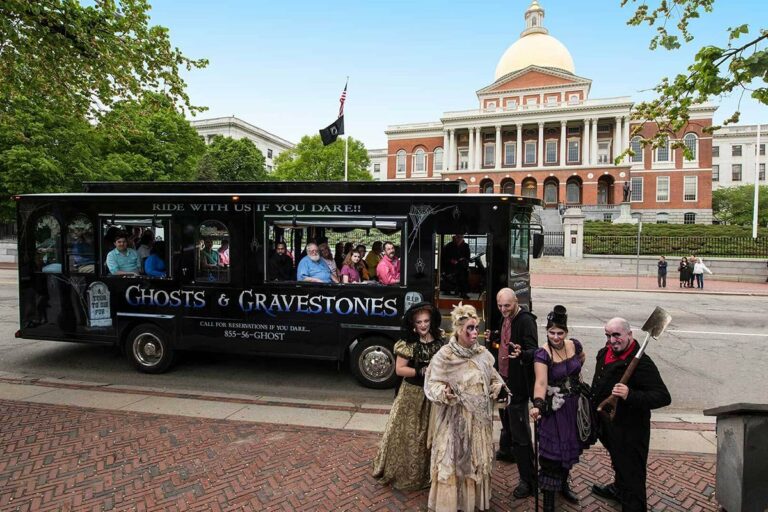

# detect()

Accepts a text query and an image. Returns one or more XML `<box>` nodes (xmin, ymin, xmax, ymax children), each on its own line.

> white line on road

<box><xmin>546</xmin><ymin>324</ymin><xmax>768</xmax><ymax>338</ymax></box>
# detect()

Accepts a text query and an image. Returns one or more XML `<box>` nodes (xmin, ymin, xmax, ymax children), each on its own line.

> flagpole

<box><xmin>344</xmin><ymin>136</ymin><xmax>349</xmax><ymax>181</ymax></box>
<box><xmin>754</xmin><ymin>123</ymin><xmax>761</xmax><ymax>239</ymax></box>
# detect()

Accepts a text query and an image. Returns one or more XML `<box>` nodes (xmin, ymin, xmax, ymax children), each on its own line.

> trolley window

<box><xmin>66</xmin><ymin>214</ymin><xmax>95</xmax><ymax>274</ymax></box>
<box><xmin>34</xmin><ymin>215</ymin><xmax>62</xmax><ymax>273</ymax></box>
<box><xmin>196</xmin><ymin>220</ymin><xmax>230</xmax><ymax>283</ymax></box>
<box><xmin>100</xmin><ymin>216</ymin><xmax>170</xmax><ymax>277</ymax></box>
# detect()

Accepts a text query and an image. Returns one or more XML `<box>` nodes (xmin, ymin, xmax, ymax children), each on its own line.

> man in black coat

<box><xmin>591</xmin><ymin>317</ymin><xmax>671</xmax><ymax>511</ymax></box>
<box><xmin>268</xmin><ymin>241</ymin><xmax>294</xmax><ymax>281</ymax></box>
<box><xmin>442</xmin><ymin>234</ymin><xmax>471</xmax><ymax>299</ymax></box>
<box><xmin>485</xmin><ymin>287</ymin><xmax>537</xmax><ymax>499</ymax></box>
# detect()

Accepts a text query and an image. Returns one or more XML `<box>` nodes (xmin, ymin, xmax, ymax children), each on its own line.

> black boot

<box><xmin>561</xmin><ymin>478</ymin><xmax>579</xmax><ymax>504</ymax></box>
<box><xmin>543</xmin><ymin>490</ymin><xmax>555</xmax><ymax>512</ymax></box>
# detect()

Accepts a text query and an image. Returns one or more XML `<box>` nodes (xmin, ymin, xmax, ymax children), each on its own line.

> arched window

<box><xmin>683</xmin><ymin>133</ymin><xmax>698</xmax><ymax>160</ymax></box>
<box><xmin>479</xmin><ymin>178</ymin><xmax>494</xmax><ymax>194</ymax></box>
<box><xmin>566</xmin><ymin>177</ymin><xmax>582</xmax><ymax>204</ymax></box>
<box><xmin>67</xmin><ymin>214</ymin><xmax>95</xmax><ymax>273</ymax></box>
<box><xmin>396</xmin><ymin>150</ymin><xmax>406</xmax><ymax>175</ymax></box>
<box><xmin>433</xmin><ymin>147</ymin><xmax>444</xmax><ymax>172</ymax></box>
<box><xmin>656</xmin><ymin>212</ymin><xmax>669</xmax><ymax>224</ymax></box>
<box><xmin>457</xmin><ymin>179</ymin><xmax>468</xmax><ymax>193</ymax></box>
<box><xmin>521</xmin><ymin>178</ymin><xmax>537</xmax><ymax>198</ymax></box>
<box><xmin>501</xmin><ymin>179</ymin><xmax>515</xmax><ymax>194</ymax></box>
<box><xmin>684</xmin><ymin>212</ymin><xmax>696</xmax><ymax>225</ymax></box>
<box><xmin>413</xmin><ymin>148</ymin><xmax>426</xmax><ymax>174</ymax></box>
<box><xmin>34</xmin><ymin>215</ymin><xmax>62</xmax><ymax>273</ymax></box>
<box><xmin>630</xmin><ymin>136</ymin><xmax>643</xmax><ymax>163</ymax></box>
<box><xmin>543</xmin><ymin>178</ymin><xmax>559</xmax><ymax>204</ymax></box>
<box><xmin>196</xmin><ymin>220</ymin><xmax>230</xmax><ymax>282</ymax></box>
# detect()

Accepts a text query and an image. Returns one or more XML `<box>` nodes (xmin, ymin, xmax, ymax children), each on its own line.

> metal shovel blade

<box><xmin>641</xmin><ymin>306</ymin><xmax>672</xmax><ymax>339</ymax></box>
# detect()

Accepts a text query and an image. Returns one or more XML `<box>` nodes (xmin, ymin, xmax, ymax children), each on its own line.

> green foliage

<box><xmin>197</xmin><ymin>136</ymin><xmax>268</xmax><ymax>181</ymax></box>
<box><xmin>619</xmin><ymin>1</ymin><xmax>767</xmax><ymax>162</ymax></box>
<box><xmin>584</xmin><ymin>220</ymin><xmax>768</xmax><ymax>236</ymax></box>
<box><xmin>712</xmin><ymin>185</ymin><xmax>768</xmax><ymax>226</ymax></box>
<box><xmin>97</xmin><ymin>94</ymin><xmax>206</xmax><ymax>182</ymax></box>
<box><xmin>273</xmin><ymin>135</ymin><xmax>372</xmax><ymax>182</ymax></box>
<box><xmin>0</xmin><ymin>0</ymin><xmax>207</xmax><ymax>119</ymax></box>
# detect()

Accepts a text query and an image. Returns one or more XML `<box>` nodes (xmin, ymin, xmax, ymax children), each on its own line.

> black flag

<box><xmin>319</xmin><ymin>115</ymin><xmax>344</xmax><ymax>146</ymax></box>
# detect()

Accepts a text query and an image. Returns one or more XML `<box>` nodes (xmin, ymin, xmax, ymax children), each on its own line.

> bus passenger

<box><xmin>106</xmin><ymin>231</ymin><xmax>140</xmax><ymax>275</ymax></box>
<box><xmin>318</xmin><ymin>240</ymin><xmax>340</xmax><ymax>283</ymax></box>
<box><xmin>297</xmin><ymin>243</ymin><xmax>333</xmax><ymax>283</ymax></box>
<box><xmin>144</xmin><ymin>241</ymin><xmax>167</xmax><ymax>278</ymax></box>
<box><xmin>340</xmin><ymin>251</ymin><xmax>362</xmax><ymax>283</ymax></box>
<box><xmin>376</xmin><ymin>241</ymin><xmax>400</xmax><ymax>285</ymax></box>
<box><xmin>356</xmin><ymin>244</ymin><xmax>370</xmax><ymax>280</ymax></box>
<box><xmin>200</xmin><ymin>239</ymin><xmax>220</xmax><ymax>269</ymax></box>
<box><xmin>218</xmin><ymin>239</ymin><xmax>230</xmax><ymax>267</ymax></box>
<box><xmin>365</xmin><ymin>241</ymin><xmax>383</xmax><ymax>279</ymax></box>
<box><xmin>136</xmin><ymin>230</ymin><xmax>155</xmax><ymax>273</ymax></box>
<box><xmin>268</xmin><ymin>241</ymin><xmax>294</xmax><ymax>281</ymax></box>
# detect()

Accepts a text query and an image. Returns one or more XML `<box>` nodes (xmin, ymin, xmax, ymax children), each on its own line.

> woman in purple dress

<box><xmin>529</xmin><ymin>305</ymin><xmax>586</xmax><ymax>511</ymax></box>
<box><xmin>340</xmin><ymin>250</ymin><xmax>362</xmax><ymax>283</ymax></box>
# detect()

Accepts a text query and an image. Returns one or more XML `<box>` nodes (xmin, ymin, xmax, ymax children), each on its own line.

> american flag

<box><xmin>338</xmin><ymin>80</ymin><xmax>348</xmax><ymax>118</ymax></box>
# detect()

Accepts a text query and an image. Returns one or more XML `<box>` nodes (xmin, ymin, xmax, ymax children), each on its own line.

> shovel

<box><xmin>597</xmin><ymin>306</ymin><xmax>672</xmax><ymax>421</ymax></box>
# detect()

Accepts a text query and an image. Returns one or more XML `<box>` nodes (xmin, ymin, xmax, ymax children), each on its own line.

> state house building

<box><xmin>384</xmin><ymin>1</ymin><xmax>715</xmax><ymax>224</ymax></box>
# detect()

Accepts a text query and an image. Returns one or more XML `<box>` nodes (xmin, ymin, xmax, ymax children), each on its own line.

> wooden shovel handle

<box><xmin>597</xmin><ymin>357</ymin><xmax>641</xmax><ymax>421</ymax></box>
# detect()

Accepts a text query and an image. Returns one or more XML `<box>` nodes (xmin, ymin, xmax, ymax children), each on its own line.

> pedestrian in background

<box><xmin>692</xmin><ymin>257</ymin><xmax>712</xmax><ymax>289</ymax></box>
<box><xmin>687</xmin><ymin>254</ymin><xmax>697</xmax><ymax>288</ymax></box>
<box><xmin>677</xmin><ymin>257</ymin><xmax>690</xmax><ymax>288</ymax></box>
<box><xmin>657</xmin><ymin>256</ymin><xmax>667</xmax><ymax>288</ymax></box>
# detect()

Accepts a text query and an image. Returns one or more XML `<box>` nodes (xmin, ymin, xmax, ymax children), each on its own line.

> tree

<box><xmin>0</xmin><ymin>0</ymin><xmax>207</xmax><ymax>119</ymax></box>
<box><xmin>96</xmin><ymin>93</ymin><xmax>207</xmax><ymax>182</ymax></box>
<box><xmin>273</xmin><ymin>135</ymin><xmax>372</xmax><ymax>182</ymax></box>
<box><xmin>197</xmin><ymin>136</ymin><xmax>268</xmax><ymax>181</ymax></box>
<box><xmin>712</xmin><ymin>184</ymin><xmax>768</xmax><ymax>226</ymax></box>
<box><xmin>620</xmin><ymin>1</ymin><xmax>767</xmax><ymax>158</ymax></box>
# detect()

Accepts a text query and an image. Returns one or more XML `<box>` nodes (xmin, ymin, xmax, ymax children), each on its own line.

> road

<box><xmin>1</xmin><ymin>269</ymin><xmax>765</xmax><ymax>412</ymax></box>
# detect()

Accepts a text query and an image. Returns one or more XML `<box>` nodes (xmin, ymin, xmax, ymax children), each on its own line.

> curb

<box><xmin>534</xmin><ymin>285</ymin><xmax>768</xmax><ymax>297</ymax></box>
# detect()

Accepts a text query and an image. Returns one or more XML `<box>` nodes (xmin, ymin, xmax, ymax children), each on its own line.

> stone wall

<box><xmin>0</xmin><ymin>241</ymin><xmax>16</xmax><ymax>265</ymax></box>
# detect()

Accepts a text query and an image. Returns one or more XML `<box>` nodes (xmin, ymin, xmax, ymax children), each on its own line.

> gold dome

<box><xmin>494</xmin><ymin>1</ymin><xmax>575</xmax><ymax>80</ymax></box>
<box><xmin>494</xmin><ymin>32</ymin><xmax>575</xmax><ymax>80</ymax></box>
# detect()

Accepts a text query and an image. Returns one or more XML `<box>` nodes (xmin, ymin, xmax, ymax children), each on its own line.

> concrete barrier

<box><xmin>0</xmin><ymin>241</ymin><xmax>16</xmax><ymax>265</ymax></box>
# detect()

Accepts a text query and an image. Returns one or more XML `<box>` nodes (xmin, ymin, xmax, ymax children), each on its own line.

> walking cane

<box><xmin>533</xmin><ymin>417</ymin><xmax>540</xmax><ymax>511</ymax></box>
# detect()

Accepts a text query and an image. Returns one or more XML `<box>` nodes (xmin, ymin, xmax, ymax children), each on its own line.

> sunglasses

<box><xmin>605</xmin><ymin>332</ymin><xmax>624</xmax><ymax>339</ymax></box>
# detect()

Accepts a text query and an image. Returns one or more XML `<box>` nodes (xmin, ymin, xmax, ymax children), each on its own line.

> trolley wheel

<box><xmin>350</xmin><ymin>337</ymin><xmax>397</xmax><ymax>389</ymax></box>
<box><xmin>126</xmin><ymin>324</ymin><xmax>174</xmax><ymax>374</ymax></box>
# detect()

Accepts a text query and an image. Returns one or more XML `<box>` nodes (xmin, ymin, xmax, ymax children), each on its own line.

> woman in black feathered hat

<box><xmin>529</xmin><ymin>305</ymin><xmax>589</xmax><ymax>511</ymax></box>
<box><xmin>372</xmin><ymin>301</ymin><xmax>444</xmax><ymax>491</ymax></box>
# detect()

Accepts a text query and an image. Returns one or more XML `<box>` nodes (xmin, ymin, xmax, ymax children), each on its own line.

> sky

<box><xmin>148</xmin><ymin>0</ymin><xmax>768</xmax><ymax>149</ymax></box>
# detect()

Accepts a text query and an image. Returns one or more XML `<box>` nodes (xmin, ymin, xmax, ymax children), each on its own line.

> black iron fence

<box><xmin>584</xmin><ymin>236</ymin><xmax>768</xmax><ymax>258</ymax></box>
<box><xmin>0</xmin><ymin>222</ymin><xmax>16</xmax><ymax>241</ymax></box>
<box><xmin>543</xmin><ymin>231</ymin><xmax>564</xmax><ymax>256</ymax></box>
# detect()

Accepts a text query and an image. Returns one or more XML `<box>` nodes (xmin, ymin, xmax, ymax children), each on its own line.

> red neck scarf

<box><xmin>604</xmin><ymin>339</ymin><xmax>637</xmax><ymax>365</ymax></box>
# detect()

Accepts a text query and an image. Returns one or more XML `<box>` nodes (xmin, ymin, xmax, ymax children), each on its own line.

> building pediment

<box><xmin>478</xmin><ymin>66</ymin><xmax>591</xmax><ymax>95</ymax></box>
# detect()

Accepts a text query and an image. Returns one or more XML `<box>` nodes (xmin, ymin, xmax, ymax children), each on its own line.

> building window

<box><xmin>732</xmin><ymin>145</ymin><xmax>742</xmax><ymax>156</ymax></box>
<box><xmin>655</xmin><ymin>138</ymin><xmax>670</xmax><ymax>162</ymax></box>
<box><xmin>656</xmin><ymin>176</ymin><xmax>670</xmax><ymax>202</ymax></box>
<box><xmin>568</xmin><ymin>94</ymin><xmax>579</xmax><ymax>105</ymax></box>
<box><xmin>457</xmin><ymin>179</ymin><xmax>468</xmax><ymax>193</ymax></box>
<box><xmin>396</xmin><ymin>150</ymin><xmax>406</xmax><ymax>175</ymax></box>
<box><xmin>684</xmin><ymin>176</ymin><xmax>698</xmax><ymax>201</ymax></box>
<box><xmin>712</xmin><ymin>145</ymin><xmax>719</xmax><ymax>157</ymax></box>
<box><xmin>566</xmin><ymin>178</ymin><xmax>581</xmax><ymax>204</ymax></box>
<box><xmin>525</xmin><ymin>98</ymin><xmax>537</xmax><ymax>109</ymax></box>
<box><xmin>732</xmin><ymin>164</ymin><xmax>742</xmax><ymax>181</ymax></box>
<box><xmin>524</xmin><ymin>142</ymin><xmax>536</xmax><ymax>164</ymax></box>
<box><xmin>630</xmin><ymin>136</ymin><xmax>643</xmax><ymax>162</ymax></box>
<box><xmin>760</xmin><ymin>144</ymin><xmax>766</xmax><ymax>156</ymax></box>
<box><xmin>480</xmin><ymin>179</ymin><xmax>494</xmax><ymax>194</ymax></box>
<box><xmin>504</xmin><ymin>142</ymin><xmax>516</xmax><ymax>165</ymax></box>
<box><xmin>630</xmin><ymin>177</ymin><xmax>643</xmax><ymax>202</ymax></box>
<box><xmin>505</xmin><ymin>99</ymin><xmax>517</xmax><ymax>110</ymax></box>
<box><xmin>597</xmin><ymin>141</ymin><xmax>611</xmax><ymax>164</ymax></box>
<box><xmin>545</xmin><ymin>140</ymin><xmax>557</xmax><ymax>163</ymax></box>
<box><xmin>373</xmin><ymin>163</ymin><xmax>381</xmax><ymax>173</ymax></box>
<box><xmin>502</xmin><ymin>179</ymin><xmax>515</xmax><ymax>194</ymax></box>
<box><xmin>546</xmin><ymin>96</ymin><xmax>557</xmax><ymax>107</ymax></box>
<box><xmin>760</xmin><ymin>163</ymin><xmax>766</xmax><ymax>181</ymax></box>
<box><xmin>458</xmin><ymin>149</ymin><xmax>469</xmax><ymax>170</ymax></box>
<box><xmin>712</xmin><ymin>164</ymin><xmax>719</xmax><ymax>181</ymax></box>
<box><xmin>267</xmin><ymin>149</ymin><xmax>273</xmax><ymax>159</ymax></box>
<box><xmin>484</xmin><ymin>144</ymin><xmax>495</xmax><ymax>167</ymax></box>
<box><xmin>544</xmin><ymin>180</ymin><xmax>558</xmax><ymax>204</ymax></box>
<box><xmin>684</xmin><ymin>212</ymin><xmax>696</xmax><ymax>224</ymax></box>
<box><xmin>485</xmin><ymin>101</ymin><xmax>497</xmax><ymax>112</ymax></box>
<box><xmin>433</xmin><ymin>148</ymin><xmax>443</xmax><ymax>172</ymax></box>
<box><xmin>656</xmin><ymin>212</ymin><xmax>669</xmax><ymax>224</ymax></box>
<box><xmin>567</xmin><ymin>140</ymin><xmax>580</xmax><ymax>163</ymax></box>
<box><xmin>567</xmin><ymin>127</ymin><xmax>580</xmax><ymax>136</ymax></box>
<box><xmin>683</xmin><ymin>133</ymin><xmax>698</xmax><ymax>160</ymax></box>
<box><xmin>413</xmin><ymin>148</ymin><xmax>426</xmax><ymax>174</ymax></box>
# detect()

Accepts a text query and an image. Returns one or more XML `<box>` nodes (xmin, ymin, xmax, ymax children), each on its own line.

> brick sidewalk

<box><xmin>0</xmin><ymin>400</ymin><xmax>717</xmax><ymax>512</ymax></box>
<box><xmin>532</xmin><ymin>273</ymin><xmax>768</xmax><ymax>295</ymax></box>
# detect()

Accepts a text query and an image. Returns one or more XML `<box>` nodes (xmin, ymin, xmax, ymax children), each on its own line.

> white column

<box><xmin>468</xmin><ymin>128</ymin><xmax>475</xmax><ymax>172</ymax></box>
<box><xmin>623</xmin><ymin>117</ymin><xmax>631</xmax><ymax>163</ymax></box>
<box><xmin>560</xmin><ymin>120</ymin><xmax>567</xmax><ymax>165</ymax></box>
<box><xmin>614</xmin><ymin>117</ymin><xmax>622</xmax><ymax>160</ymax></box>
<box><xmin>495</xmin><ymin>125</ymin><xmax>502</xmax><ymax>170</ymax></box>
<box><xmin>583</xmin><ymin>119</ymin><xmax>590</xmax><ymax>165</ymax></box>
<box><xmin>591</xmin><ymin>118</ymin><xmax>599</xmax><ymax>165</ymax></box>
<box><xmin>449</xmin><ymin>129</ymin><xmax>457</xmax><ymax>171</ymax></box>
<box><xmin>537</xmin><ymin>122</ymin><xmax>544</xmax><ymax>167</ymax></box>
<box><xmin>442</xmin><ymin>130</ymin><xmax>449</xmax><ymax>175</ymax></box>
<box><xmin>475</xmin><ymin>127</ymin><xmax>483</xmax><ymax>169</ymax></box>
<box><xmin>516</xmin><ymin>123</ymin><xmax>523</xmax><ymax>169</ymax></box>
